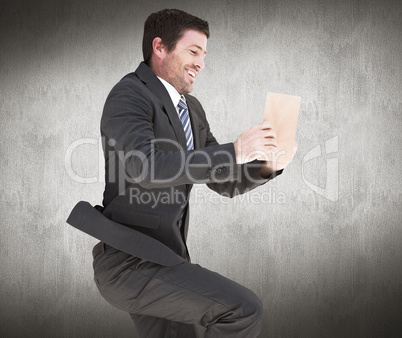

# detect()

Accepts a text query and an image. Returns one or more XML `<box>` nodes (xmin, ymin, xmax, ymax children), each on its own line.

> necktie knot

<box><xmin>178</xmin><ymin>96</ymin><xmax>188</xmax><ymax>110</ymax></box>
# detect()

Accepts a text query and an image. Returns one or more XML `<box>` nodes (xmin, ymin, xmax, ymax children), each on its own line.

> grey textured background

<box><xmin>1</xmin><ymin>0</ymin><xmax>401</xmax><ymax>337</ymax></box>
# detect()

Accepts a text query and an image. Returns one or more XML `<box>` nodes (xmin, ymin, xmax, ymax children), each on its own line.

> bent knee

<box><xmin>244</xmin><ymin>294</ymin><xmax>264</xmax><ymax>322</ymax></box>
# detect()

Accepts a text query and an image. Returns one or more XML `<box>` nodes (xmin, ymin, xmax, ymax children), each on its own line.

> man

<box><xmin>77</xmin><ymin>8</ymin><xmax>292</xmax><ymax>337</ymax></box>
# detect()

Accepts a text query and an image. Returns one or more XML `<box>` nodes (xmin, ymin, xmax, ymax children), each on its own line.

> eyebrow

<box><xmin>190</xmin><ymin>44</ymin><xmax>207</xmax><ymax>55</ymax></box>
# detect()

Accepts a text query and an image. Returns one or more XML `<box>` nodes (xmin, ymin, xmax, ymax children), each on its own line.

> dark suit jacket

<box><xmin>67</xmin><ymin>62</ymin><xmax>282</xmax><ymax>265</ymax></box>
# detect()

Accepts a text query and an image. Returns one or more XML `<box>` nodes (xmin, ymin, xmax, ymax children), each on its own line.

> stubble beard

<box><xmin>162</xmin><ymin>55</ymin><xmax>193</xmax><ymax>95</ymax></box>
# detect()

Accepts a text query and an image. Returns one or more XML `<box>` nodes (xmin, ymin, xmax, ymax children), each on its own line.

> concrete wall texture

<box><xmin>1</xmin><ymin>0</ymin><xmax>401</xmax><ymax>337</ymax></box>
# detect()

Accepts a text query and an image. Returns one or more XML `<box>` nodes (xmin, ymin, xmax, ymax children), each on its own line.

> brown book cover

<box><xmin>261</xmin><ymin>92</ymin><xmax>301</xmax><ymax>166</ymax></box>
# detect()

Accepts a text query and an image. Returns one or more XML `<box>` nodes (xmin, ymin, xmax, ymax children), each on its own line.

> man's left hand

<box><xmin>259</xmin><ymin>143</ymin><xmax>298</xmax><ymax>178</ymax></box>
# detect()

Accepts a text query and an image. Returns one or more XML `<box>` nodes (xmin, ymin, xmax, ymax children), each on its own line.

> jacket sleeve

<box><xmin>201</xmin><ymin>108</ymin><xmax>284</xmax><ymax>198</ymax></box>
<box><xmin>101</xmin><ymin>77</ymin><xmax>243</xmax><ymax>189</ymax></box>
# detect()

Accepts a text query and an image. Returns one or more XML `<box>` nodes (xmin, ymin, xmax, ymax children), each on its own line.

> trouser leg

<box><xmin>130</xmin><ymin>313</ymin><xmax>200</xmax><ymax>338</ymax></box>
<box><xmin>93</xmin><ymin>242</ymin><xmax>263</xmax><ymax>337</ymax></box>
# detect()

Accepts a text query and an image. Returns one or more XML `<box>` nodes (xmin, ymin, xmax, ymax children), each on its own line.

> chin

<box><xmin>185</xmin><ymin>85</ymin><xmax>193</xmax><ymax>94</ymax></box>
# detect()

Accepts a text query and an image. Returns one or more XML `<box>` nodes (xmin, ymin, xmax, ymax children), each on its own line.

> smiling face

<box><xmin>158</xmin><ymin>29</ymin><xmax>207</xmax><ymax>95</ymax></box>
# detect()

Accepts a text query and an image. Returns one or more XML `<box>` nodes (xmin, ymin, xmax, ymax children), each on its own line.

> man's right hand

<box><xmin>233</xmin><ymin>121</ymin><xmax>278</xmax><ymax>164</ymax></box>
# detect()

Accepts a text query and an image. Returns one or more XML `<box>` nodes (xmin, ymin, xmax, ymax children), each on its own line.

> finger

<box><xmin>264</xmin><ymin>145</ymin><xmax>278</xmax><ymax>152</ymax></box>
<box><xmin>257</xmin><ymin>126</ymin><xmax>275</xmax><ymax>137</ymax></box>
<box><xmin>259</xmin><ymin>120</ymin><xmax>273</xmax><ymax>129</ymax></box>
<box><xmin>262</xmin><ymin>129</ymin><xmax>277</xmax><ymax>139</ymax></box>
<box><xmin>263</xmin><ymin>135</ymin><xmax>277</xmax><ymax>146</ymax></box>
<box><xmin>265</xmin><ymin>139</ymin><xmax>278</xmax><ymax>147</ymax></box>
<box><xmin>264</xmin><ymin>141</ymin><xmax>278</xmax><ymax>148</ymax></box>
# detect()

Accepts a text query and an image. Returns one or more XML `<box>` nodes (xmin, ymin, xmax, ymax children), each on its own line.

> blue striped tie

<box><xmin>177</xmin><ymin>96</ymin><xmax>193</xmax><ymax>229</ymax></box>
<box><xmin>177</xmin><ymin>96</ymin><xmax>194</xmax><ymax>150</ymax></box>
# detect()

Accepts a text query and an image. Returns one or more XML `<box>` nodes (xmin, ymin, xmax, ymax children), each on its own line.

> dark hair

<box><xmin>142</xmin><ymin>9</ymin><xmax>209</xmax><ymax>66</ymax></box>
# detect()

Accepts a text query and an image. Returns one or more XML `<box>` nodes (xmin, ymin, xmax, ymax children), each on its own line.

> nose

<box><xmin>195</xmin><ymin>55</ymin><xmax>205</xmax><ymax>71</ymax></box>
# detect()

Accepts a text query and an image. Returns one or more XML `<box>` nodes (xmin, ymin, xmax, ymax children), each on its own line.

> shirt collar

<box><xmin>157</xmin><ymin>76</ymin><xmax>183</xmax><ymax>108</ymax></box>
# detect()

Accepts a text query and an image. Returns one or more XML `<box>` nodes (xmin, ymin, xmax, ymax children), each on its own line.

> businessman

<box><xmin>81</xmin><ymin>8</ymin><xmax>292</xmax><ymax>337</ymax></box>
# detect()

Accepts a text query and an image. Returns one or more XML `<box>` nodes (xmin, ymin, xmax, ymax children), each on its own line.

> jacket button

<box><xmin>217</xmin><ymin>168</ymin><xmax>222</xmax><ymax>174</ymax></box>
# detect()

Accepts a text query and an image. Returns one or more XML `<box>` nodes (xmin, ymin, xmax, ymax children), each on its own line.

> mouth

<box><xmin>186</xmin><ymin>69</ymin><xmax>197</xmax><ymax>79</ymax></box>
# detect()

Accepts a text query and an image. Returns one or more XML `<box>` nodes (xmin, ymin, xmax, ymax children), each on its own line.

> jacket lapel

<box><xmin>135</xmin><ymin>62</ymin><xmax>187</xmax><ymax>150</ymax></box>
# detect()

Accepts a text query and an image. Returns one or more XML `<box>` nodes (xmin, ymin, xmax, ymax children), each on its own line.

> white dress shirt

<box><xmin>157</xmin><ymin>76</ymin><xmax>190</xmax><ymax>118</ymax></box>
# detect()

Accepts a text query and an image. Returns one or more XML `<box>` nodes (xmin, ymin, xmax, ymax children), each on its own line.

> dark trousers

<box><xmin>92</xmin><ymin>242</ymin><xmax>263</xmax><ymax>337</ymax></box>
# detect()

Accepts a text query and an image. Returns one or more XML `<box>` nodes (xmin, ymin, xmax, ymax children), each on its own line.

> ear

<box><xmin>152</xmin><ymin>37</ymin><xmax>166</xmax><ymax>61</ymax></box>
